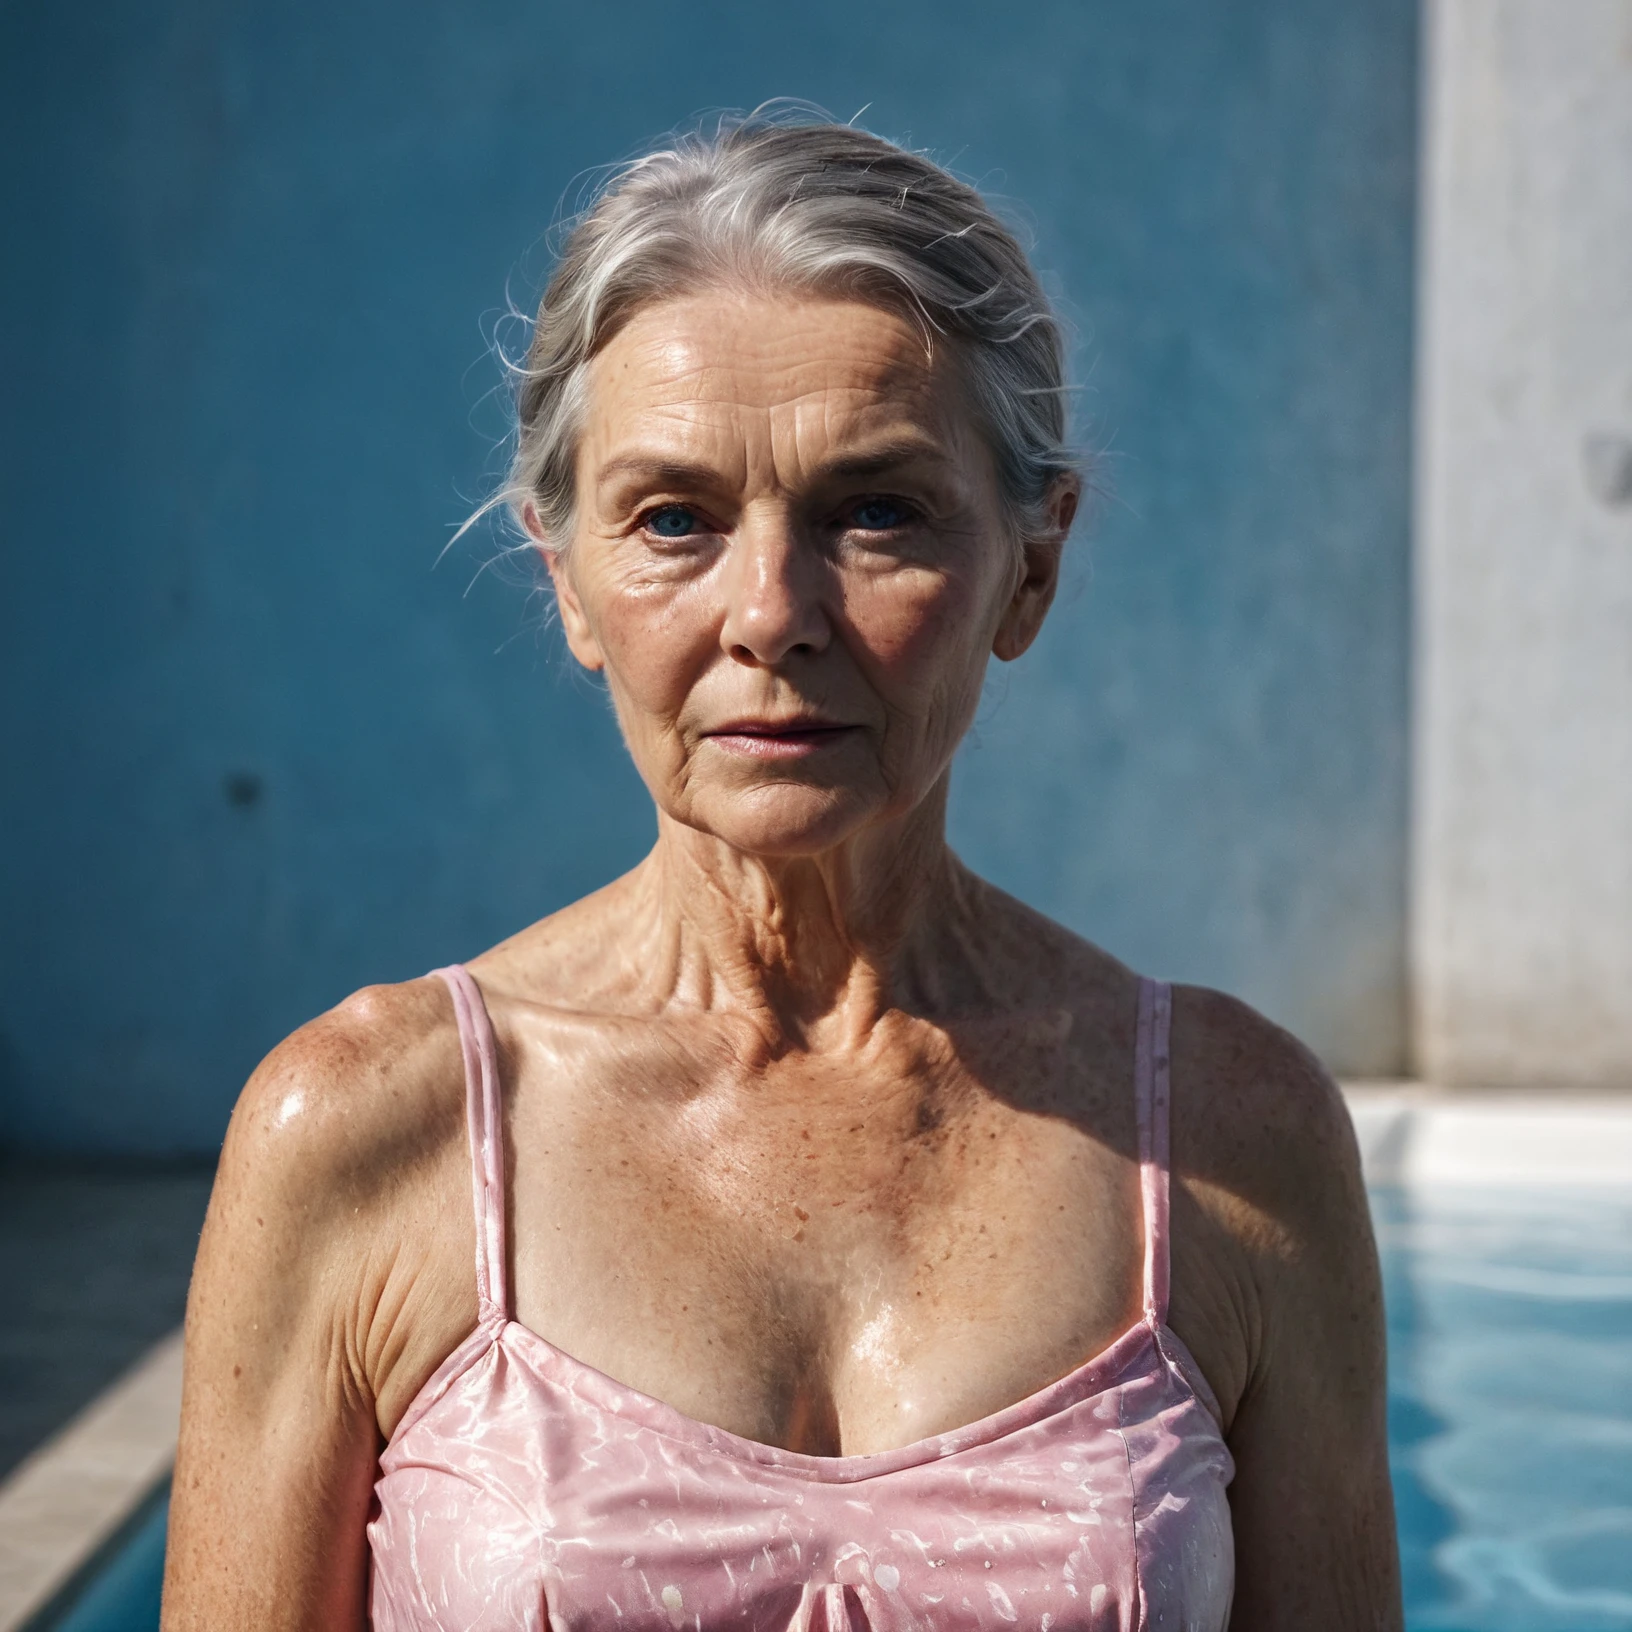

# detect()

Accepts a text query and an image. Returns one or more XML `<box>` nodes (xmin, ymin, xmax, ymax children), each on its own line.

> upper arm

<box><xmin>163</xmin><ymin>982</ymin><xmax>471</xmax><ymax>1632</ymax></box>
<box><xmin>1171</xmin><ymin>989</ymin><xmax>1402</xmax><ymax>1632</ymax></box>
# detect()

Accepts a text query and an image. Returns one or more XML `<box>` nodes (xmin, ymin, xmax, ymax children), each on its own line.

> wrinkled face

<box><xmin>540</xmin><ymin>290</ymin><xmax>1069</xmax><ymax>859</ymax></box>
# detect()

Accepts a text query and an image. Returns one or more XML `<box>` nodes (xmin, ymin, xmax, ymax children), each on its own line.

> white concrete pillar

<box><xmin>1414</xmin><ymin>0</ymin><xmax>1632</xmax><ymax>1085</ymax></box>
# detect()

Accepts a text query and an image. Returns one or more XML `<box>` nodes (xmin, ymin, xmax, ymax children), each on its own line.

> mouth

<box><xmin>702</xmin><ymin>718</ymin><xmax>860</xmax><ymax>761</ymax></box>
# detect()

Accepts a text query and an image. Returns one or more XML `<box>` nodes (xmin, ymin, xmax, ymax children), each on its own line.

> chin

<box><xmin>681</xmin><ymin>785</ymin><xmax>883</xmax><ymax>859</ymax></box>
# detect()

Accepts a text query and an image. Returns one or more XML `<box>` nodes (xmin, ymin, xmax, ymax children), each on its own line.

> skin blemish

<box><xmin>914</xmin><ymin>1099</ymin><xmax>944</xmax><ymax>1136</ymax></box>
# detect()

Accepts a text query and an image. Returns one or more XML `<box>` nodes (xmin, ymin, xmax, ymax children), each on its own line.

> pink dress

<box><xmin>368</xmin><ymin>969</ymin><xmax>1235</xmax><ymax>1630</ymax></box>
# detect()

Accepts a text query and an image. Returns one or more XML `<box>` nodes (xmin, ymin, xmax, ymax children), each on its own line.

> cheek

<box><xmin>581</xmin><ymin>572</ymin><xmax>719</xmax><ymax>723</ymax></box>
<box><xmin>841</xmin><ymin>564</ymin><xmax>998</xmax><ymax>698</ymax></box>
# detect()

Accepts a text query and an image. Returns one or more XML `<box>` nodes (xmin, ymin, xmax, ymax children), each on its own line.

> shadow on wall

<box><xmin>0</xmin><ymin>0</ymin><xmax>1417</xmax><ymax>1154</ymax></box>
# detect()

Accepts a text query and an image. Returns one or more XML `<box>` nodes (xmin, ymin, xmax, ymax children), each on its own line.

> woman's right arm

<box><xmin>162</xmin><ymin>982</ymin><xmax>473</xmax><ymax>1631</ymax></box>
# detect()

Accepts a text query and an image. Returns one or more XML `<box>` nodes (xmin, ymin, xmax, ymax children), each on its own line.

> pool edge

<box><xmin>0</xmin><ymin>1335</ymin><xmax>181</xmax><ymax>1632</ymax></box>
<box><xmin>1344</xmin><ymin>1083</ymin><xmax>1632</xmax><ymax>1187</ymax></box>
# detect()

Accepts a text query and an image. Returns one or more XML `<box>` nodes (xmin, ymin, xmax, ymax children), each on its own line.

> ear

<box><xmin>992</xmin><ymin>475</ymin><xmax>1079</xmax><ymax>662</ymax></box>
<box><xmin>527</xmin><ymin>501</ymin><xmax>605</xmax><ymax>672</ymax></box>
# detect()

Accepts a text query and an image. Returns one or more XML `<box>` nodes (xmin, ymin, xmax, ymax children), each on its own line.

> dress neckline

<box><xmin>388</xmin><ymin>1301</ymin><xmax>1225</xmax><ymax>1484</ymax></box>
<box><xmin>392</xmin><ymin>967</ymin><xmax>1218</xmax><ymax>1482</ymax></box>
<box><xmin>500</xmin><ymin>1309</ymin><xmax>1160</xmax><ymax>1481</ymax></box>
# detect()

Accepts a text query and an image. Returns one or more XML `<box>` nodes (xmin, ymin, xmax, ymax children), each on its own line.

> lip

<box><xmin>702</xmin><ymin>718</ymin><xmax>860</xmax><ymax>760</ymax></box>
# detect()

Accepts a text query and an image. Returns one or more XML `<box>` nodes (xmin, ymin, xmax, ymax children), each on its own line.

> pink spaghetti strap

<box><xmin>431</xmin><ymin>965</ymin><xmax>509</xmax><ymax>1322</ymax></box>
<box><xmin>1135</xmin><ymin>976</ymin><xmax>1173</xmax><ymax>1325</ymax></box>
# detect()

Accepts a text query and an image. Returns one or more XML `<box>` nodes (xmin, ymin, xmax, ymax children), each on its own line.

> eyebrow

<box><xmin>592</xmin><ymin>436</ymin><xmax>956</xmax><ymax>494</ymax></box>
<box><xmin>592</xmin><ymin>455</ymin><xmax>720</xmax><ymax>493</ymax></box>
<box><xmin>818</xmin><ymin>438</ymin><xmax>957</xmax><ymax>482</ymax></box>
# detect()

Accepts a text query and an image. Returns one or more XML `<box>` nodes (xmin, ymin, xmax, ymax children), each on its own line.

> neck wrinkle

<box><xmin>634</xmin><ymin>790</ymin><xmax>975</xmax><ymax>1054</ymax></box>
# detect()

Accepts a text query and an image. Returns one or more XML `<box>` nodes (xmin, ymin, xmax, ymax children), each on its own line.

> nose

<box><xmin>719</xmin><ymin>507</ymin><xmax>831</xmax><ymax>667</ymax></box>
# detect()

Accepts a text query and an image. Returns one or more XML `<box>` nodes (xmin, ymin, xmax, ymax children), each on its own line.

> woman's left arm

<box><xmin>1176</xmin><ymin>991</ymin><xmax>1403</xmax><ymax>1632</ymax></box>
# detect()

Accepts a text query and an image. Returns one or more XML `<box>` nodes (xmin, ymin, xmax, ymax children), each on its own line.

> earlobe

<box><xmin>541</xmin><ymin>547</ymin><xmax>606</xmax><ymax>672</ymax></box>
<box><xmin>992</xmin><ymin>477</ymin><xmax>1078</xmax><ymax>662</ymax></box>
<box><xmin>992</xmin><ymin>536</ymin><xmax>1065</xmax><ymax>663</ymax></box>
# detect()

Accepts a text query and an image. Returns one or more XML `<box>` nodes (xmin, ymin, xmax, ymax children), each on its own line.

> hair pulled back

<box><xmin>505</xmin><ymin>110</ymin><xmax>1078</xmax><ymax>551</ymax></box>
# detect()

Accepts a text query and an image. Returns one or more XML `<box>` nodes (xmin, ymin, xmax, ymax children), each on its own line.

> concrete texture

<box><xmin>0</xmin><ymin>0</ymin><xmax>1419</xmax><ymax>1154</ymax></box>
<box><xmin>1346</xmin><ymin>1085</ymin><xmax>1632</xmax><ymax>1186</ymax></box>
<box><xmin>0</xmin><ymin>1163</ymin><xmax>211</xmax><ymax>1481</ymax></box>
<box><xmin>1413</xmin><ymin>0</ymin><xmax>1632</xmax><ymax>1085</ymax></box>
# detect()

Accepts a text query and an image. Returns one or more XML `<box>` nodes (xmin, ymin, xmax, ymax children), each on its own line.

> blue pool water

<box><xmin>1378</xmin><ymin>1186</ymin><xmax>1632</xmax><ymax>1631</ymax></box>
<box><xmin>31</xmin><ymin>1187</ymin><xmax>1632</xmax><ymax>1631</ymax></box>
<box><xmin>36</xmin><ymin>1492</ymin><xmax>166</xmax><ymax>1632</ymax></box>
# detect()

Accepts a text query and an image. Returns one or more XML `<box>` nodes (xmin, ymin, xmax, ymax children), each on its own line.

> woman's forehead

<box><xmin>581</xmin><ymin>291</ymin><xmax>962</xmax><ymax>456</ymax></box>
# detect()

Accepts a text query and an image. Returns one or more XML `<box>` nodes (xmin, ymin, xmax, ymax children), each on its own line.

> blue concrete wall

<box><xmin>0</xmin><ymin>0</ymin><xmax>1417</xmax><ymax>1154</ymax></box>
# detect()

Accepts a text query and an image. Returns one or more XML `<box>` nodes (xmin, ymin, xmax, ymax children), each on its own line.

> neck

<box><xmin>632</xmin><ymin>780</ymin><xmax>980</xmax><ymax>1051</ymax></box>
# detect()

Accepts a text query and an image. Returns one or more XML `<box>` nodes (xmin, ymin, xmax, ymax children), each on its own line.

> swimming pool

<box><xmin>26</xmin><ymin>1186</ymin><xmax>1632</xmax><ymax>1631</ymax></box>
<box><xmin>1379</xmin><ymin>1185</ymin><xmax>1632</xmax><ymax>1631</ymax></box>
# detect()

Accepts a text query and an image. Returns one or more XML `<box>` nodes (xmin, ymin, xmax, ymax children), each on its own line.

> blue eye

<box><xmin>850</xmin><ymin>497</ymin><xmax>912</xmax><ymax>531</ymax></box>
<box><xmin>646</xmin><ymin>505</ymin><xmax>699</xmax><ymax>538</ymax></box>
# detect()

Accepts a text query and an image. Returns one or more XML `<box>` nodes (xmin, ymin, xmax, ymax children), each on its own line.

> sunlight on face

<box><xmin>545</xmin><ymin>290</ymin><xmax>1047</xmax><ymax>859</ymax></box>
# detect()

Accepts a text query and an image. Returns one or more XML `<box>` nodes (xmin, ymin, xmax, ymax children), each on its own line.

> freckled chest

<box><xmin>501</xmin><ymin>1012</ymin><xmax>1143</xmax><ymax>1454</ymax></box>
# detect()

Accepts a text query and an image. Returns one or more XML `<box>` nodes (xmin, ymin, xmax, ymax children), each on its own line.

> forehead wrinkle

<box><xmin>583</xmin><ymin>294</ymin><xmax>963</xmax><ymax>501</ymax></box>
<box><xmin>598</xmin><ymin>292</ymin><xmax>938</xmax><ymax>409</ymax></box>
<box><xmin>599</xmin><ymin>390</ymin><xmax>949</xmax><ymax>502</ymax></box>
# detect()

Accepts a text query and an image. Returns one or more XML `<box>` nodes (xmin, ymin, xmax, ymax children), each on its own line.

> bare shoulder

<box><xmin>1167</xmin><ymin>991</ymin><xmax>1400</xmax><ymax>1624</ymax></box>
<box><xmin>1169</xmin><ymin>982</ymin><xmax>1362</xmax><ymax>1218</ymax></box>
<box><xmin>215</xmin><ymin>975</ymin><xmax>467</xmax><ymax>1218</ymax></box>
<box><xmin>1164</xmin><ymin>982</ymin><xmax>1377</xmax><ymax>1426</ymax></box>
<box><xmin>188</xmin><ymin>974</ymin><xmax>476</xmax><ymax>1433</ymax></box>
<box><xmin>467</xmin><ymin>869</ymin><xmax>655</xmax><ymax>1011</ymax></box>
<box><xmin>171</xmin><ymin>977</ymin><xmax>476</xmax><ymax>1624</ymax></box>
<box><xmin>968</xmin><ymin>881</ymin><xmax>1361</xmax><ymax>1213</ymax></box>
<box><xmin>957</xmin><ymin>870</ymin><xmax>1140</xmax><ymax>1014</ymax></box>
<box><xmin>464</xmin><ymin>875</ymin><xmax>748</xmax><ymax>1100</ymax></box>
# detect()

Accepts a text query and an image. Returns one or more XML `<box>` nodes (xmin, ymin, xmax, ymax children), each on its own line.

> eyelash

<box><xmin>634</xmin><ymin>503</ymin><xmax>710</xmax><ymax>543</ymax></box>
<box><xmin>843</xmin><ymin>495</ymin><xmax>920</xmax><ymax>532</ymax></box>
<box><xmin>633</xmin><ymin>496</ymin><xmax>921</xmax><ymax>541</ymax></box>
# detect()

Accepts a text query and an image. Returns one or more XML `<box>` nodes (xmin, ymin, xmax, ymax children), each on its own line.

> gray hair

<box><xmin>500</xmin><ymin>112</ymin><xmax>1078</xmax><ymax>553</ymax></box>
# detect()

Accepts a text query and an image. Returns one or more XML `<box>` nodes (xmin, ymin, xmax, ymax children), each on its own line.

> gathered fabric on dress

<box><xmin>367</xmin><ymin>968</ymin><xmax>1235</xmax><ymax>1631</ymax></box>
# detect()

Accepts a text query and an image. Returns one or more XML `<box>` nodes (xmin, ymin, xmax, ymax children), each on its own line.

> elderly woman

<box><xmin>165</xmin><ymin>118</ymin><xmax>1401</xmax><ymax>1631</ymax></box>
